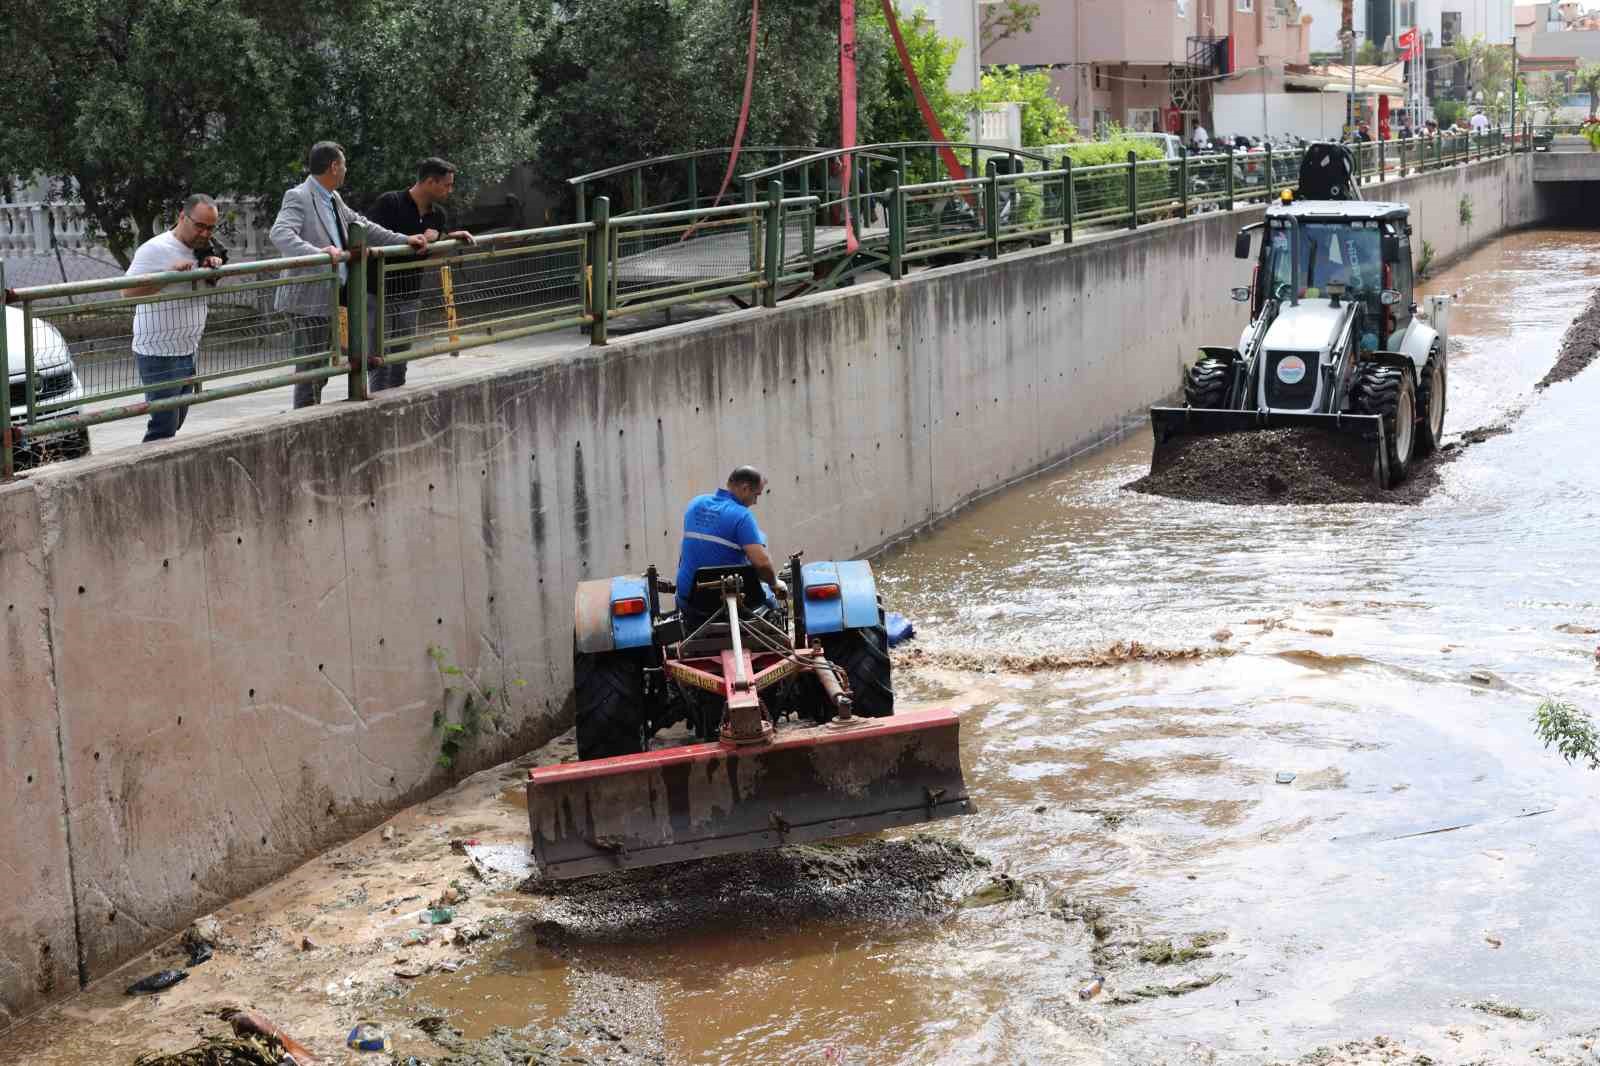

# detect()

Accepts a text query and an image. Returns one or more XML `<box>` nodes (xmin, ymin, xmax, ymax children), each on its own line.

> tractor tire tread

<box><xmin>1414</xmin><ymin>349</ymin><xmax>1446</xmax><ymax>458</ymax></box>
<box><xmin>1184</xmin><ymin>357</ymin><xmax>1232</xmax><ymax>410</ymax></box>
<box><xmin>1351</xmin><ymin>363</ymin><xmax>1415</xmax><ymax>487</ymax></box>
<box><xmin>821</xmin><ymin>625</ymin><xmax>894</xmax><ymax>718</ymax></box>
<box><xmin>574</xmin><ymin>650</ymin><xmax>647</xmax><ymax>760</ymax></box>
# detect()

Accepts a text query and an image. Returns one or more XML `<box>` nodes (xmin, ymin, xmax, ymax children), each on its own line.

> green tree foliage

<box><xmin>963</xmin><ymin>65</ymin><xmax>1075</xmax><ymax>146</ymax></box>
<box><xmin>1533</xmin><ymin>698</ymin><xmax>1600</xmax><ymax>770</ymax></box>
<box><xmin>1449</xmin><ymin>34</ymin><xmax>1512</xmax><ymax>118</ymax></box>
<box><xmin>1432</xmin><ymin>98</ymin><xmax>1466</xmax><ymax>129</ymax></box>
<box><xmin>857</xmin><ymin>4</ymin><xmax>971</xmax><ymax>149</ymax></box>
<box><xmin>1577</xmin><ymin>63</ymin><xmax>1600</xmax><ymax>118</ymax></box>
<box><xmin>979</xmin><ymin>0</ymin><xmax>1040</xmax><ymax>53</ymax></box>
<box><xmin>1355</xmin><ymin>39</ymin><xmax>1382</xmax><ymax>65</ymax></box>
<box><xmin>1534</xmin><ymin>73</ymin><xmax>1567</xmax><ymax>123</ymax></box>
<box><xmin>0</xmin><ymin>0</ymin><xmax>541</xmax><ymax>266</ymax></box>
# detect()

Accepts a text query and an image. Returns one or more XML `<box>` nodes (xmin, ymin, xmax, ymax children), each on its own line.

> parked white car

<box><xmin>5</xmin><ymin>305</ymin><xmax>89</xmax><ymax>466</ymax></box>
<box><xmin>1126</xmin><ymin>132</ymin><xmax>1185</xmax><ymax>160</ymax></box>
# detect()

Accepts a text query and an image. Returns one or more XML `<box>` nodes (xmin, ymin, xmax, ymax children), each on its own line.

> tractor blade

<box><xmin>1149</xmin><ymin>406</ymin><xmax>1388</xmax><ymax>486</ymax></box>
<box><xmin>527</xmin><ymin>708</ymin><xmax>972</xmax><ymax>881</ymax></box>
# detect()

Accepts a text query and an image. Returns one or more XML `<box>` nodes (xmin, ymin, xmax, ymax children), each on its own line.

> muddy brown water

<box><xmin>9</xmin><ymin>231</ymin><xmax>1600</xmax><ymax>1066</ymax></box>
<box><xmin>383</xmin><ymin>229</ymin><xmax>1600</xmax><ymax>1065</ymax></box>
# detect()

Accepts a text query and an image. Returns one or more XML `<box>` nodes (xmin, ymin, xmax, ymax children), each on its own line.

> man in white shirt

<box><xmin>122</xmin><ymin>194</ymin><xmax>225</xmax><ymax>442</ymax></box>
<box><xmin>1469</xmin><ymin>110</ymin><xmax>1490</xmax><ymax>134</ymax></box>
<box><xmin>1191</xmin><ymin>123</ymin><xmax>1211</xmax><ymax>151</ymax></box>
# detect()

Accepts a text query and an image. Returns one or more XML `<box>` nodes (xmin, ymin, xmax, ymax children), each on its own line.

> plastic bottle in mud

<box><xmin>1078</xmin><ymin>975</ymin><xmax>1104</xmax><ymax>1001</ymax></box>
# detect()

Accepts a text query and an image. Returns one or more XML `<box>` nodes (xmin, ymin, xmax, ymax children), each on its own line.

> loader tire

<box><xmin>821</xmin><ymin>624</ymin><xmax>894</xmax><ymax>718</ymax></box>
<box><xmin>1352</xmin><ymin>362</ymin><xmax>1417</xmax><ymax>487</ymax></box>
<box><xmin>1183</xmin><ymin>356</ymin><xmax>1232</xmax><ymax>410</ymax></box>
<box><xmin>1414</xmin><ymin>347</ymin><xmax>1447</xmax><ymax>458</ymax></box>
<box><xmin>574</xmin><ymin>649</ymin><xmax>647</xmax><ymax>760</ymax></box>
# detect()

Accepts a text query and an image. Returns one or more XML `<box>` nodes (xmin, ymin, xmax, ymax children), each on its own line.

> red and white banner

<box><xmin>1397</xmin><ymin>26</ymin><xmax>1419</xmax><ymax>60</ymax></box>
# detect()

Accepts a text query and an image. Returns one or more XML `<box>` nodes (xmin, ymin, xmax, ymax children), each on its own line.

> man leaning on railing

<box><xmin>365</xmin><ymin>156</ymin><xmax>474</xmax><ymax>393</ymax></box>
<box><xmin>121</xmin><ymin>193</ymin><xmax>225</xmax><ymax>443</ymax></box>
<box><xmin>269</xmin><ymin>141</ymin><xmax>425</xmax><ymax>409</ymax></box>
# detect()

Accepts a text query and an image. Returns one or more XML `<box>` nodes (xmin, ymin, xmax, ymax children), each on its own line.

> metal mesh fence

<box><xmin>900</xmin><ymin>182</ymin><xmax>988</xmax><ymax>260</ymax></box>
<box><xmin>1070</xmin><ymin>163</ymin><xmax>1133</xmax><ymax>228</ymax></box>
<box><xmin>610</xmin><ymin>214</ymin><xmax>765</xmax><ymax>309</ymax></box>
<box><xmin>23</xmin><ymin>277</ymin><xmax>333</xmax><ymax>416</ymax></box>
<box><xmin>377</xmin><ymin>238</ymin><xmax>587</xmax><ymax>359</ymax></box>
<box><xmin>1187</xmin><ymin>153</ymin><xmax>1231</xmax><ymax>212</ymax></box>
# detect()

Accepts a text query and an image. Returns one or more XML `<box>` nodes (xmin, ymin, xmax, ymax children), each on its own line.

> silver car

<box><xmin>6</xmin><ymin>305</ymin><xmax>90</xmax><ymax>467</ymax></box>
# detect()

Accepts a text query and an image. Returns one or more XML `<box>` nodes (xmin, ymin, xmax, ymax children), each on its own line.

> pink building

<box><xmin>984</xmin><ymin>0</ymin><xmax>1313</xmax><ymax>140</ymax></box>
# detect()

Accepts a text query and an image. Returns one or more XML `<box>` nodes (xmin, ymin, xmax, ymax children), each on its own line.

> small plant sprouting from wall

<box><xmin>1458</xmin><ymin>195</ymin><xmax>1474</xmax><ymax>226</ymax></box>
<box><xmin>429</xmin><ymin>645</ymin><xmax>526</xmax><ymax>768</ymax></box>
<box><xmin>1416</xmin><ymin>240</ymin><xmax>1436</xmax><ymax>279</ymax></box>
<box><xmin>1532</xmin><ymin>697</ymin><xmax>1599</xmax><ymax>770</ymax></box>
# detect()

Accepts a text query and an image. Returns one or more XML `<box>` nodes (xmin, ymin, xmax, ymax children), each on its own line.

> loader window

<box><xmin>1265</xmin><ymin>222</ymin><xmax>1383</xmax><ymax>304</ymax></box>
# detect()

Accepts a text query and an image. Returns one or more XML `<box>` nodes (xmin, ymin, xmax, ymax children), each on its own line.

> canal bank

<box><xmin>0</xmin><ymin>153</ymin><xmax>1561</xmax><ymax>1023</ymax></box>
<box><xmin>4</xmin><ymin>226</ymin><xmax>1599</xmax><ymax>1066</ymax></box>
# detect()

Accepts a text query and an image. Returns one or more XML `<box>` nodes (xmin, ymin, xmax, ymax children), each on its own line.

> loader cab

<box><xmin>1251</xmin><ymin>202</ymin><xmax>1414</xmax><ymax>348</ymax></box>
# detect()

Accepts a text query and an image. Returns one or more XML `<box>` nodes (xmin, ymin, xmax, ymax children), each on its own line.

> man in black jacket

<box><xmin>366</xmin><ymin>158</ymin><xmax>474</xmax><ymax>391</ymax></box>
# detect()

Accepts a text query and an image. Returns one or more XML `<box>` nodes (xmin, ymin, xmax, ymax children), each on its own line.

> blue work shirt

<box><xmin>676</xmin><ymin>488</ymin><xmax>766</xmax><ymax>605</ymax></box>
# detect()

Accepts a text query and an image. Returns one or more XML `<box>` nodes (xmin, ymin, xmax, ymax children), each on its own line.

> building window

<box><xmin>1236</xmin><ymin>0</ymin><xmax>1253</xmax><ymax>11</ymax></box>
<box><xmin>1128</xmin><ymin>108</ymin><xmax>1160</xmax><ymax>132</ymax></box>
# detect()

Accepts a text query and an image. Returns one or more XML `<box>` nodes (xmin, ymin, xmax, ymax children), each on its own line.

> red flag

<box><xmin>1397</xmin><ymin>26</ymin><xmax>1419</xmax><ymax>60</ymax></box>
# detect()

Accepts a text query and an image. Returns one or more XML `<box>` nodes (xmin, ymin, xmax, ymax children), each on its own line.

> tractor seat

<box><xmin>684</xmin><ymin>565</ymin><xmax>769</xmax><ymax>615</ymax></box>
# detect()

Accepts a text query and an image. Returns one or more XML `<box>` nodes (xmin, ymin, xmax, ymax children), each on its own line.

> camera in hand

<box><xmin>194</xmin><ymin>239</ymin><xmax>230</xmax><ymax>267</ymax></box>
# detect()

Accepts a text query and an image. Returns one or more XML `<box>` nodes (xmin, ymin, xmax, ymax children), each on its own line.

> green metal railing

<box><xmin>2</xmin><ymin>128</ymin><xmax>1517</xmax><ymax>476</ymax></box>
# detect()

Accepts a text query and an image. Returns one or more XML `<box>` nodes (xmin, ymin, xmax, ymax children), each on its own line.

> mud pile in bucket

<box><xmin>1127</xmin><ymin>427</ymin><xmax>1394</xmax><ymax>505</ymax></box>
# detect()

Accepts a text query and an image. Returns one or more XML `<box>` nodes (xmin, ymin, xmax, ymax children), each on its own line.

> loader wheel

<box><xmin>1352</xmin><ymin>363</ymin><xmax>1417</xmax><ymax>487</ymax></box>
<box><xmin>574</xmin><ymin>650</ymin><xmax>647</xmax><ymax>760</ymax></box>
<box><xmin>821</xmin><ymin>624</ymin><xmax>894</xmax><ymax>718</ymax></box>
<box><xmin>1414</xmin><ymin>348</ymin><xmax>1447</xmax><ymax>458</ymax></box>
<box><xmin>1183</xmin><ymin>356</ymin><xmax>1232</xmax><ymax>410</ymax></box>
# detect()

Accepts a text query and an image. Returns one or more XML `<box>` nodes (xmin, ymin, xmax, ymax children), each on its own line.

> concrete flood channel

<box><xmin>6</xmin><ymin>227</ymin><xmax>1600</xmax><ymax>1065</ymax></box>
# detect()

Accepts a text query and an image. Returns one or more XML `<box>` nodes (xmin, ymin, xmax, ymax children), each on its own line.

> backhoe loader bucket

<box><xmin>526</xmin><ymin>708</ymin><xmax>971</xmax><ymax>881</ymax></box>
<box><xmin>1149</xmin><ymin>405</ymin><xmax>1390</xmax><ymax>487</ymax></box>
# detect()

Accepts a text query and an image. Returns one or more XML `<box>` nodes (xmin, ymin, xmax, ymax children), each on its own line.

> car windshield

<box><xmin>1264</xmin><ymin>221</ymin><xmax>1383</xmax><ymax>299</ymax></box>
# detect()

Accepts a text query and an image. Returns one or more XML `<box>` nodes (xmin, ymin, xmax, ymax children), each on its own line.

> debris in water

<box><xmin>959</xmin><ymin>873</ymin><xmax>1023</xmax><ymax>909</ymax></box>
<box><xmin>1078</xmin><ymin>975</ymin><xmax>1104</xmax><ymax>1000</ymax></box>
<box><xmin>1211</xmin><ymin>628</ymin><xmax>1233</xmax><ymax>643</ymax></box>
<box><xmin>346</xmin><ymin>1022</ymin><xmax>391</xmax><ymax>1052</ymax></box>
<box><xmin>381</xmin><ymin>826</ymin><xmax>395</xmax><ymax>842</ymax></box>
<box><xmin>1129</xmin><ymin>428</ymin><xmax>1388</xmax><ymax>506</ymax></box>
<box><xmin>1537</xmin><ymin>283</ymin><xmax>1600</xmax><ymax>389</ymax></box>
<box><xmin>1556</xmin><ymin>623</ymin><xmax>1600</xmax><ymax>635</ymax></box>
<box><xmin>521</xmin><ymin>837</ymin><xmax>986</xmax><ymax>942</ymax></box>
<box><xmin>1107</xmin><ymin>973</ymin><xmax>1225</xmax><ymax>1004</ymax></box>
<box><xmin>224</xmin><ymin>1009</ymin><xmax>317</xmax><ymax>1063</ymax></box>
<box><xmin>1471</xmin><ymin>1000</ymin><xmax>1537</xmax><ymax>1020</ymax></box>
<box><xmin>1469</xmin><ymin>671</ymin><xmax>1494</xmax><ymax>685</ymax></box>
<box><xmin>420</xmin><ymin>907</ymin><xmax>455</xmax><ymax>925</ymax></box>
<box><xmin>1138</xmin><ymin>933</ymin><xmax>1225</xmax><ymax>965</ymax></box>
<box><xmin>133</xmin><ymin>1035</ymin><xmax>288</xmax><ymax>1066</ymax></box>
<box><xmin>896</xmin><ymin>642</ymin><xmax>1232</xmax><ymax>675</ymax></box>
<box><xmin>1276</xmin><ymin>771</ymin><xmax>1297</xmax><ymax>784</ymax></box>
<box><xmin>126</xmin><ymin>969</ymin><xmax>188</xmax><ymax>995</ymax></box>
<box><xmin>1484</xmin><ymin>935</ymin><xmax>1503</xmax><ymax>949</ymax></box>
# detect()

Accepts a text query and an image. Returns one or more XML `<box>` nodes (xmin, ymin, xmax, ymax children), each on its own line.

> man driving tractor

<box><xmin>676</xmin><ymin>466</ymin><xmax>788</xmax><ymax>630</ymax></box>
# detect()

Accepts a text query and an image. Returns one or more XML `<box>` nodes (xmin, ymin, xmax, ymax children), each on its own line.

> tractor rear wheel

<box><xmin>1352</xmin><ymin>363</ymin><xmax>1417</xmax><ymax>487</ymax></box>
<box><xmin>821</xmin><ymin>624</ymin><xmax>894</xmax><ymax>718</ymax></box>
<box><xmin>574</xmin><ymin>649</ymin><xmax>647</xmax><ymax>760</ymax></box>
<box><xmin>1414</xmin><ymin>348</ymin><xmax>1447</xmax><ymax>458</ymax></box>
<box><xmin>1184</xmin><ymin>356</ymin><xmax>1233</xmax><ymax>409</ymax></box>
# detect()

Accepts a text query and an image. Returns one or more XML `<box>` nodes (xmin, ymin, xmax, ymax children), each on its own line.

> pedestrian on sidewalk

<box><xmin>365</xmin><ymin>157</ymin><xmax>475</xmax><ymax>392</ymax></box>
<box><xmin>121</xmin><ymin>193</ymin><xmax>225</xmax><ymax>442</ymax></box>
<box><xmin>269</xmin><ymin>141</ymin><xmax>424</xmax><ymax>408</ymax></box>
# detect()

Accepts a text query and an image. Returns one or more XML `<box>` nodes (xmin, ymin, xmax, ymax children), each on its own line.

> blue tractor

<box><xmin>526</xmin><ymin>553</ymin><xmax>971</xmax><ymax>880</ymax></box>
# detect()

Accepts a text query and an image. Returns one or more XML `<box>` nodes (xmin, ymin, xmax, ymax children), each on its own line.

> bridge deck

<box><xmin>612</xmin><ymin>224</ymin><xmax>887</xmax><ymax>289</ymax></box>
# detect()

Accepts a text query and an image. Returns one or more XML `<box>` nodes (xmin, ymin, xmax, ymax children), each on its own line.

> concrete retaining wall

<box><xmin>0</xmin><ymin>153</ymin><xmax>1551</xmax><ymax>1026</ymax></box>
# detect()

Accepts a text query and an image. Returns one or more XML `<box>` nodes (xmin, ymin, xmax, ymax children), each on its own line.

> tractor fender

<box><xmin>574</xmin><ymin>575</ymin><xmax>654</xmax><ymax>655</ymax></box>
<box><xmin>799</xmin><ymin>560</ymin><xmax>881</xmax><ymax>636</ymax></box>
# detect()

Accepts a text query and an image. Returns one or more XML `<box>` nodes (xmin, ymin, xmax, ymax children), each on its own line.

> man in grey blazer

<box><xmin>270</xmin><ymin>141</ymin><xmax>426</xmax><ymax>407</ymax></box>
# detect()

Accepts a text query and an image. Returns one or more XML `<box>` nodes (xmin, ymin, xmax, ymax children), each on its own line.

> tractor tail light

<box><xmin>612</xmin><ymin>597</ymin><xmax>647</xmax><ymax>617</ymax></box>
<box><xmin>806</xmin><ymin>583</ymin><xmax>840</xmax><ymax>601</ymax></box>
